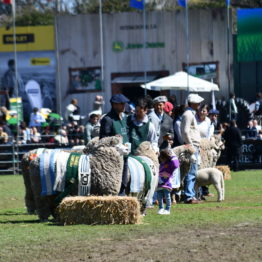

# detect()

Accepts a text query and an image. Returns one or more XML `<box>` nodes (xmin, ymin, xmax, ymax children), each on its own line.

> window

<box><xmin>69</xmin><ymin>67</ymin><xmax>102</xmax><ymax>92</ymax></box>
<box><xmin>182</xmin><ymin>61</ymin><xmax>219</xmax><ymax>84</ymax></box>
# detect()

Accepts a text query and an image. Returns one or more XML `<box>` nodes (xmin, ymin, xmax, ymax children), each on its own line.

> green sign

<box><xmin>112</xmin><ymin>41</ymin><xmax>165</xmax><ymax>52</ymax></box>
<box><xmin>112</xmin><ymin>41</ymin><xmax>125</xmax><ymax>52</ymax></box>
<box><xmin>9</xmin><ymin>97</ymin><xmax>23</xmax><ymax>124</ymax></box>
<box><xmin>237</xmin><ymin>8</ymin><xmax>262</xmax><ymax>62</ymax></box>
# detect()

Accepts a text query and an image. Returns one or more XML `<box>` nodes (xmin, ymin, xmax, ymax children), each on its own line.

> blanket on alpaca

<box><xmin>54</xmin><ymin>152</ymin><xmax>81</xmax><ymax>205</ymax></box>
<box><xmin>40</xmin><ymin>149</ymin><xmax>61</xmax><ymax>196</ymax></box>
<box><xmin>53</xmin><ymin>151</ymin><xmax>70</xmax><ymax>192</ymax></box>
<box><xmin>128</xmin><ymin>156</ymin><xmax>152</xmax><ymax>193</ymax></box>
<box><xmin>78</xmin><ymin>154</ymin><xmax>91</xmax><ymax>196</ymax></box>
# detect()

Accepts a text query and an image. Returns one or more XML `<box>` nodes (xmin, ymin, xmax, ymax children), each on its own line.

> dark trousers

<box><xmin>119</xmin><ymin>157</ymin><xmax>128</xmax><ymax>195</ymax></box>
<box><xmin>226</xmin><ymin>146</ymin><xmax>241</xmax><ymax>171</ymax></box>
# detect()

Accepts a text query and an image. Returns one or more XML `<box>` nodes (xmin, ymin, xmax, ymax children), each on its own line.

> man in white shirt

<box><xmin>148</xmin><ymin>96</ymin><xmax>174</xmax><ymax>146</ymax></box>
<box><xmin>180</xmin><ymin>93</ymin><xmax>204</xmax><ymax>204</ymax></box>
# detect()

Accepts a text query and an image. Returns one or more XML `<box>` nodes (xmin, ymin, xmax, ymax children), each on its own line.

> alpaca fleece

<box><xmin>24</xmin><ymin>136</ymin><xmax>123</xmax><ymax>220</ymax></box>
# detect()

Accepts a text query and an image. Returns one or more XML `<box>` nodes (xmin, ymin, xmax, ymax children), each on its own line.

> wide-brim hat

<box><xmin>187</xmin><ymin>94</ymin><xmax>204</xmax><ymax>104</ymax></box>
<box><xmin>110</xmin><ymin>94</ymin><xmax>130</xmax><ymax>104</ymax></box>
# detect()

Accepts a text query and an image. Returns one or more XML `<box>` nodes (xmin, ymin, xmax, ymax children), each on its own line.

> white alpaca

<box><xmin>195</xmin><ymin>167</ymin><xmax>225</xmax><ymax>202</ymax></box>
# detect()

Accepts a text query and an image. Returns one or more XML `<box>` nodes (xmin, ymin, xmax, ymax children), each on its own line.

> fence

<box><xmin>0</xmin><ymin>141</ymin><xmax>68</xmax><ymax>175</ymax></box>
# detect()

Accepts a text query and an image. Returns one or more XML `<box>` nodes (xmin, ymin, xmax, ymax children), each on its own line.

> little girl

<box><xmin>157</xmin><ymin>148</ymin><xmax>180</xmax><ymax>215</ymax></box>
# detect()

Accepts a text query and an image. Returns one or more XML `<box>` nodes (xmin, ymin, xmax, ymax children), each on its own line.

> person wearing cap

<box><xmin>127</xmin><ymin>98</ymin><xmax>158</xmax><ymax>154</ymax></box>
<box><xmin>99</xmin><ymin>93</ymin><xmax>130</xmax><ymax>195</ymax></box>
<box><xmin>208</xmin><ymin>108</ymin><xmax>220</xmax><ymax>135</ymax></box>
<box><xmin>85</xmin><ymin>113</ymin><xmax>100</xmax><ymax>143</ymax></box>
<box><xmin>180</xmin><ymin>93</ymin><xmax>204</xmax><ymax>204</ymax></box>
<box><xmin>99</xmin><ymin>94</ymin><xmax>129</xmax><ymax>141</ymax></box>
<box><xmin>148</xmin><ymin>96</ymin><xmax>174</xmax><ymax>146</ymax></box>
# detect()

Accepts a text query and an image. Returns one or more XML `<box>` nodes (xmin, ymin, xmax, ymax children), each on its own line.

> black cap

<box><xmin>110</xmin><ymin>94</ymin><xmax>129</xmax><ymax>104</ymax></box>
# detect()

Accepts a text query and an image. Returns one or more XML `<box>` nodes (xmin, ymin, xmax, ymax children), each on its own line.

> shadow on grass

<box><xmin>0</xmin><ymin>211</ymin><xmax>64</xmax><ymax>225</ymax></box>
<box><xmin>0</xmin><ymin>216</ymin><xmax>65</xmax><ymax>225</ymax></box>
<box><xmin>0</xmin><ymin>212</ymin><xmax>30</xmax><ymax>216</ymax></box>
<box><xmin>0</xmin><ymin>219</ymin><xmax>40</xmax><ymax>224</ymax></box>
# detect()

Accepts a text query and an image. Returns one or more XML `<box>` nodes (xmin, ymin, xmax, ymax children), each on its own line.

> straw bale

<box><xmin>216</xmin><ymin>165</ymin><xmax>231</xmax><ymax>180</ymax></box>
<box><xmin>57</xmin><ymin>196</ymin><xmax>141</xmax><ymax>225</ymax></box>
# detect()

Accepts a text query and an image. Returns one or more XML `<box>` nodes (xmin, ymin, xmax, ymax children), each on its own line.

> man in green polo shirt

<box><xmin>100</xmin><ymin>94</ymin><xmax>130</xmax><ymax>195</ymax></box>
<box><xmin>127</xmin><ymin>98</ymin><xmax>158</xmax><ymax>154</ymax></box>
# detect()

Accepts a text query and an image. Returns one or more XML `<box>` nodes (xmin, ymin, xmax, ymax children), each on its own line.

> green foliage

<box><xmin>15</xmin><ymin>10</ymin><xmax>54</xmax><ymax>26</ymax></box>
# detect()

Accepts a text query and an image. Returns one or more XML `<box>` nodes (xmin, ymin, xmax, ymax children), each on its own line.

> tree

<box><xmin>1</xmin><ymin>0</ymin><xmax>262</xmax><ymax>27</ymax></box>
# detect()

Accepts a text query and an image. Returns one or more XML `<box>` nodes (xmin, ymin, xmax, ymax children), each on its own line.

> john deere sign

<box><xmin>113</xmin><ymin>41</ymin><xmax>165</xmax><ymax>52</ymax></box>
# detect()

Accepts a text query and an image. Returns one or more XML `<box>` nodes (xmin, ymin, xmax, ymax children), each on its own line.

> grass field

<box><xmin>0</xmin><ymin>170</ymin><xmax>262</xmax><ymax>262</ymax></box>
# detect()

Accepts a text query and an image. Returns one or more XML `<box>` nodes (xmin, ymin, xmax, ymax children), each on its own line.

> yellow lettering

<box><xmin>6</xmin><ymin>36</ymin><xmax>13</xmax><ymax>42</ymax></box>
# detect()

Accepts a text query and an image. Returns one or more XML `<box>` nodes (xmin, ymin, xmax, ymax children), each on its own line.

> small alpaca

<box><xmin>195</xmin><ymin>167</ymin><xmax>225</xmax><ymax>202</ymax></box>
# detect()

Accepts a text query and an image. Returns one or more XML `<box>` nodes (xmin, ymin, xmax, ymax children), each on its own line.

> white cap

<box><xmin>187</xmin><ymin>94</ymin><xmax>204</xmax><ymax>104</ymax></box>
<box><xmin>153</xmin><ymin>96</ymin><xmax>167</xmax><ymax>104</ymax></box>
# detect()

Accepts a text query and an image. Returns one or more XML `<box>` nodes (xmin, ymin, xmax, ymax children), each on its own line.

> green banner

<box><xmin>237</xmin><ymin>8</ymin><xmax>262</xmax><ymax>62</ymax></box>
<box><xmin>9</xmin><ymin>97</ymin><xmax>23</xmax><ymax>124</ymax></box>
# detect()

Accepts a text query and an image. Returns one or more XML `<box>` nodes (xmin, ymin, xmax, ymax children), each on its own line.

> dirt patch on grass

<box><xmin>12</xmin><ymin>223</ymin><xmax>260</xmax><ymax>262</ymax></box>
<box><xmin>84</xmin><ymin>224</ymin><xmax>262</xmax><ymax>262</ymax></box>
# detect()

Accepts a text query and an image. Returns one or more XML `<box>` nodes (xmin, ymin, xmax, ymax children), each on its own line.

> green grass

<box><xmin>0</xmin><ymin>170</ymin><xmax>262</xmax><ymax>261</ymax></box>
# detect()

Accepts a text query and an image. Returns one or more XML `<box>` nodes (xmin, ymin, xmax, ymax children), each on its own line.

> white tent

<box><xmin>141</xmin><ymin>71</ymin><xmax>219</xmax><ymax>92</ymax></box>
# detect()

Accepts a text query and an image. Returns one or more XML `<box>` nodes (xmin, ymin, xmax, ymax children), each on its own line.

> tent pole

<box><xmin>99</xmin><ymin>0</ymin><xmax>104</xmax><ymax>90</ymax></box>
<box><xmin>143</xmin><ymin>1</ymin><xmax>147</xmax><ymax>96</ymax></box>
<box><xmin>55</xmin><ymin>0</ymin><xmax>62</xmax><ymax>116</ymax></box>
<box><xmin>185</xmin><ymin>0</ymin><xmax>189</xmax><ymax>96</ymax></box>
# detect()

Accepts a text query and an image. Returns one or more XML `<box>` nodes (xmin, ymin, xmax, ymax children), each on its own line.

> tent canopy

<box><xmin>141</xmin><ymin>71</ymin><xmax>219</xmax><ymax>92</ymax></box>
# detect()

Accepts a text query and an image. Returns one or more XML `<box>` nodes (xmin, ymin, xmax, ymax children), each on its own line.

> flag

<box><xmin>226</xmin><ymin>0</ymin><xmax>230</xmax><ymax>6</ymax></box>
<box><xmin>2</xmin><ymin>0</ymin><xmax>12</xmax><ymax>4</ymax></box>
<box><xmin>130</xmin><ymin>0</ymin><xmax>144</xmax><ymax>10</ymax></box>
<box><xmin>177</xmin><ymin>0</ymin><xmax>187</xmax><ymax>7</ymax></box>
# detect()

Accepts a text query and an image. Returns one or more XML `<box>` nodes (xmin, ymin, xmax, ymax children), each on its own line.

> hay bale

<box><xmin>57</xmin><ymin>196</ymin><xmax>141</xmax><ymax>225</ymax></box>
<box><xmin>216</xmin><ymin>165</ymin><xmax>231</xmax><ymax>180</ymax></box>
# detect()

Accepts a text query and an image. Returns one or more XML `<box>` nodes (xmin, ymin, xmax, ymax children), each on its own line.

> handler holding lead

<box><xmin>99</xmin><ymin>94</ymin><xmax>130</xmax><ymax>195</ymax></box>
<box><xmin>127</xmin><ymin>97</ymin><xmax>158</xmax><ymax>154</ymax></box>
<box><xmin>180</xmin><ymin>94</ymin><xmax>204</xmax><ymax>204</ymax></box>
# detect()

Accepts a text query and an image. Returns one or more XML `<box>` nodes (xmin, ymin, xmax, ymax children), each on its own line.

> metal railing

<box><xmin>0</xmin><ymin>135</ymin><xmax>71</xmax><ymax>175</ymax></box>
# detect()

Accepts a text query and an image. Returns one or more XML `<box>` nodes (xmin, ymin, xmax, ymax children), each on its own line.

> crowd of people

<box><xmin>1</xmin><ymin>90</ymin><xmax>262</xmax><ymax>214</ymax></box>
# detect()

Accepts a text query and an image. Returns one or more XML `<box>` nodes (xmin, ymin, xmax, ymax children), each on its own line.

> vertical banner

<box><xmin>9</xmin><ymin>97</ymin><xmax>23</xmax><ymax>123</ymax></box>
<box><xmin>237</xmin><ymin>8</ymin><xmax>262</xmax><ymax>62</ymax></box>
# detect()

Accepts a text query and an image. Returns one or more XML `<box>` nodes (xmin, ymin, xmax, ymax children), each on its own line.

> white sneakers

<box><xmin>157</xmin><ymin>209</ymin><xmax>170</xmax><ymax>215</ymax></box>
<box><xmin>157</xmin><ymin>208</ymin><xmax>165</xmax><ymax>214</ymax></box>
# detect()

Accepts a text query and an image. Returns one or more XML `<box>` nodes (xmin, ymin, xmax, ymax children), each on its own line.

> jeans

<box><xmin>184</xmin><ymin>148</ymin><xmax>199</xmax><ymax>201</ymax></box>
<box><xmin>157</xmin><ymin>189</ymin><xmax>171</xmax><ymax>211</ymax></box>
